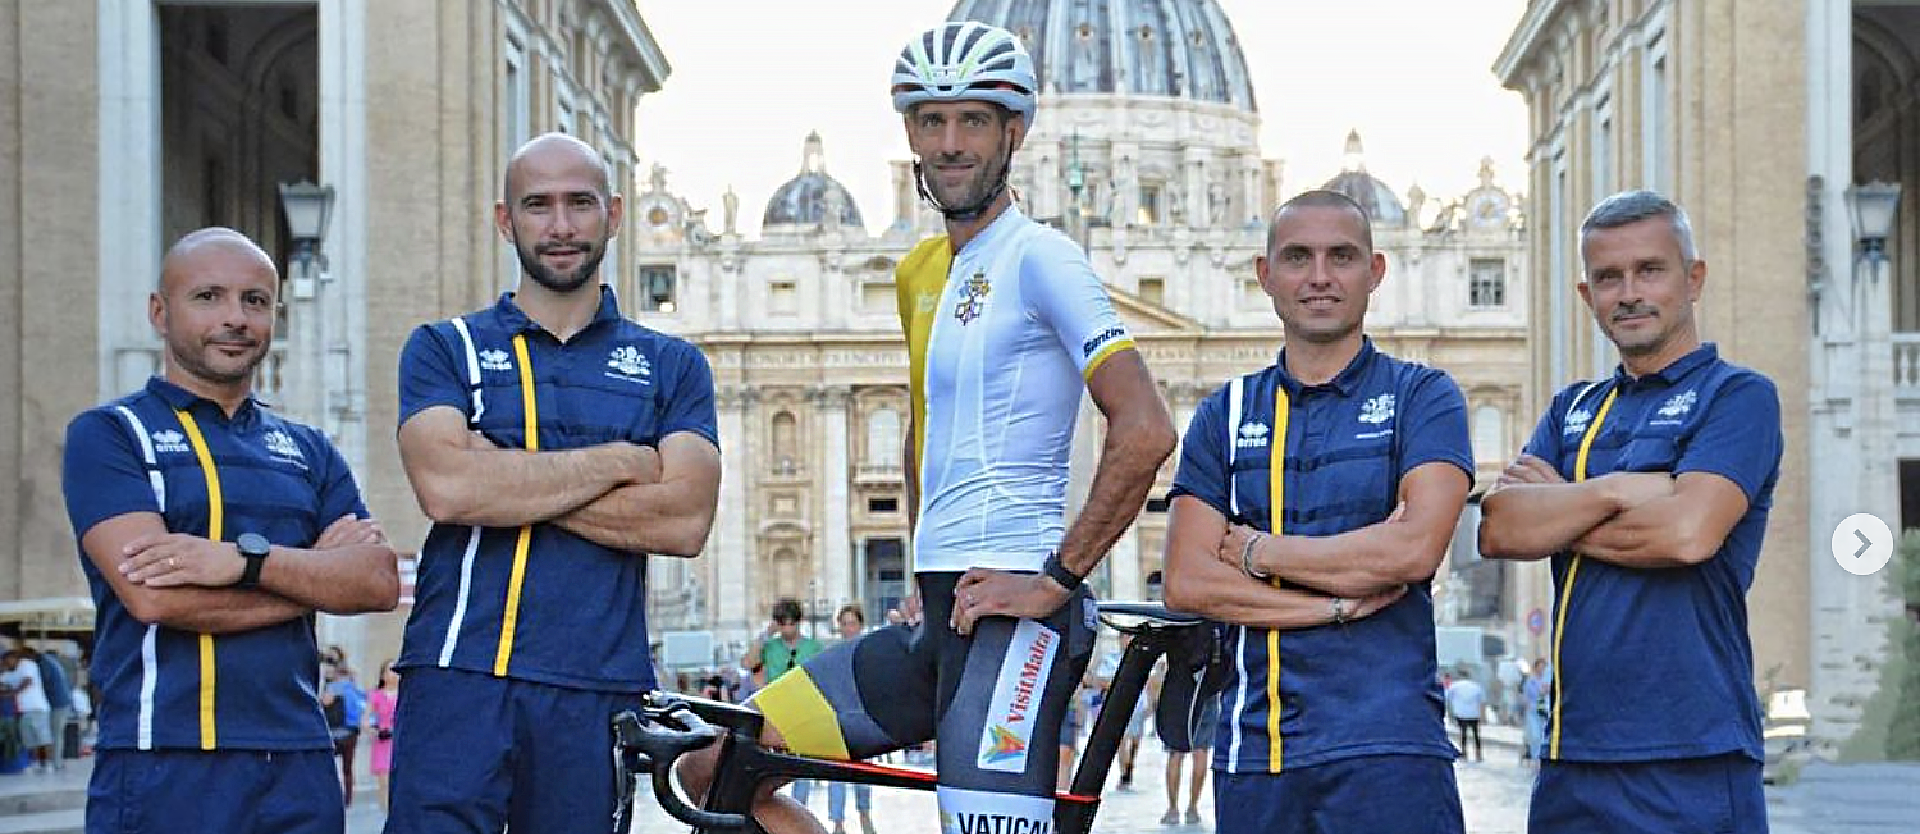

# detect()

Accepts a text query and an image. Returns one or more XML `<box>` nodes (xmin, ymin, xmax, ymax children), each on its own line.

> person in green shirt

<box><xmin>746</xmin><ymin>597</ymin><xmax>823</xmax><ymax>688</ymax></box>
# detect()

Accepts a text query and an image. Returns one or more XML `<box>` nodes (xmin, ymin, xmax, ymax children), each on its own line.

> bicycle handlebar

<box><xmin>613</xmin><ymin>701</ymin><xmax>751</xmax><ymax>831</ymax></box>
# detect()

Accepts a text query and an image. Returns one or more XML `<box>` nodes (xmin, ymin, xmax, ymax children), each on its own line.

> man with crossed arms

<box><xmin>1481</xmin><ymin>190</ymin><xmax>1781</xmax><ymax>834</ymax></box>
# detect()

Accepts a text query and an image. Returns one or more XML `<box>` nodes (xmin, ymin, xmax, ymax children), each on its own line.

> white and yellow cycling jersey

<box><xmin>895</xmin><ymin>205</ymin><xmax>1135</xmax><ymax>574</ymax></box>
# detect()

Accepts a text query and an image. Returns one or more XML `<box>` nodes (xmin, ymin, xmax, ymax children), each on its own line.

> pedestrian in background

<box><xmin>1445</xmin><ymin>670</ymin><xmax>1486</xmax><ymax>763</ymax></box>
<box><xmin>825</xmin><ymin>605</ymin><xmax>877</xmax><ymax>834</ymax></box>
<box><xmin>369</xmin><ymin>660</ymin><xmax>400</xmax><ymax>811</ymax></box>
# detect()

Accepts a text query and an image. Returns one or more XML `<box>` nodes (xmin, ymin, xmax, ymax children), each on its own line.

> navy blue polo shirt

<box><xmin>62</xmin><ymin>377</ymin><xmax>365</xmax><ymax>751</ymax></box>
<box><xmin>395</xmin><ymin>286</ymin><xmax>717</xmax><ymax>692</ymax></box>
<box><xmin>1523</xmin><ymin>343</ymin><xmax>1779</xmax><ymax>763</ymax></box>
<box><xmin>1170</xmin><ymin>338</ymin><xmax>1473</xmax><ymax>774</ymax></box>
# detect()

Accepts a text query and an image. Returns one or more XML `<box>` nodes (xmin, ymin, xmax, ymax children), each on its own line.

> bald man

<box><xmin>61</xmin><ymin>227</ymin><xmax>399</xmax><ymax>834</ymax></box>
<box><xmin>386</xmin><ymin>133</ymin><xmax>721</xmax><ymax>833</ymax></box>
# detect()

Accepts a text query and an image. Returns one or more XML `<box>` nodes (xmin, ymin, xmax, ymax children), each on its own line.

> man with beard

<box><xmin>678</xmin><ymin>22</ymin><xmax>1176</xmax><ymax>834</ymax></box>
<box><xmin>1161</xmin><ymin>190</ymin><xmax>1473</xmax><ymax>833</ymax></box>
<box><xmin>1479</xmin><ymin>191</ymin><xmax>1779</xmax><ymax>834</ymax></box>
<box><xmin>386</xmin><ymin>132</ymin><xmax>720</xmax><ymax>833</ymax></box>
<box><xmin>61</xmin><ymin>227</ymin><xmax>399</xmax><ymax>834</ymax></box>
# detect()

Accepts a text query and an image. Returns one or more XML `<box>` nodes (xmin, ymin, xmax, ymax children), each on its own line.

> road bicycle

<box><xmin>613</xmin><ymin>601</ymin><xmax>1210</xmax><ymax>834</ymax></box>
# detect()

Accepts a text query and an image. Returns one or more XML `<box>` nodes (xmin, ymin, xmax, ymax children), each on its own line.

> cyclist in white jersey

<box><xmin>678</xmin><ymin>20</ymin><xmax>1176</xmax><ymax>834</ymax></box>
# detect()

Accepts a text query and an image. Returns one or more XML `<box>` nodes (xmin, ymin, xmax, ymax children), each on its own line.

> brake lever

<box><xmin>612</xmin><ymin>705</ymin><xmax>751</xmax><ymax>831</ymax></box>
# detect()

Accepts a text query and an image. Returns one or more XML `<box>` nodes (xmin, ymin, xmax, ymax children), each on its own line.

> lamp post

<box><xmin>1843</xmin><ymin>181</ymin><xmax>1903</xmax><ymax>592</ymax></box>
<box><xmin>278</xmin><ymin>180</ymin><xmax>335</xmax><ymax>298</ymax></box>
<box><xmin>279</xmin><ymin>178</ymin><xmax>357</xmax><ymax>661</ymax></box>
<box><xmin>1848</xmin><ymin>181</ymin><xmax>1902</xmax><ymax>268</ymax></box>
<box><xmin>276</xmin><ymin>179</ymin><xmax>335</xmax><ymax>423</ymax></box>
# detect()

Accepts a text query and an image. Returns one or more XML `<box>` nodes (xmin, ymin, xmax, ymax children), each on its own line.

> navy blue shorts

<box><xmin>1529</xmin><ymin>754</ymin><xmax>1767</xmax><ymax>834</ymax></box>
<box><xmin>1215</xmin><ymin>754</ymin><xmax>1463</xmax><ymax>834</ymax></box>
<box><xmin>87</xmin><ymin>748</ymin><xmax>341</xmax><ymax>834</ymax></box>
<box><xmin>382</xmin><ymin>666</ymin><xmax>634</xmax><ymax>834</ymax></box>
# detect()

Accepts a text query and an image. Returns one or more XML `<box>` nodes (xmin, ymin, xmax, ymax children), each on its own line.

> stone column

<box><xmin>715</xmin><ymin>385</ymin><xmax>755</xmax><ymax>636</ymax></box>
<box><xmin>812</xmin><ymin>385</ymin><xmax>854</xmax><ymax>614</ymax></box>
<box><xmin>1184</xmin><ymin>147</ymin><xmax>1209</xmax><ymax>230</ymax></box>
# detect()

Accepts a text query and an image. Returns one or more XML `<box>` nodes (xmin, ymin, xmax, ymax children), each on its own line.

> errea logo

<box><xmin>1236</xmin><ymin>422</ymin><xmax>1270</xmax><ymax>449</ymax></box>
<box><xmin>479</xmin><ymin>349</ymin><xmax>512</xmax><ymax>373</ymax></box>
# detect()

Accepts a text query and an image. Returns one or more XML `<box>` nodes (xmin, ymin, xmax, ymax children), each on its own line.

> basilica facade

<box><xmin>625</xmin><ymin>0</ymin><xmax>1533</xmax><ymax>662</ymax></box>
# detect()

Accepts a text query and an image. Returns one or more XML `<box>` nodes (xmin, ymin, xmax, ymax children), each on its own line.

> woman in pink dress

<box><xmin>369</xmin><ymin>660</ymin><xmax>400</xmax><ymax>811</ymax></box>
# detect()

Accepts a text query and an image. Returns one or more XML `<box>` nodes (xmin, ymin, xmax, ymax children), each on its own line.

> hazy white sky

<box><xmin>632</xmin><ymin>0</ymin><xmax>1530</xmax><ymax>238</ymax></box>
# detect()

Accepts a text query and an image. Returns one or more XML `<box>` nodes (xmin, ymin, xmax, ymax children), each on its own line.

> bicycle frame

<box><xmin>615</xmin><ymin>602</ymin><xmax>1205</xmax><ymax>834</ymax></box>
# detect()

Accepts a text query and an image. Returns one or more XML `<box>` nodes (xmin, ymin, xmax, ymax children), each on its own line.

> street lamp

<box><xmin>1846</xmin><ymin>180</ymin><xmax>1902</xmax><ymax>267</ymax></box>
<box><xmin>278</xmin><ymin>179</ymin><xmax>335</xmax><ymax>297</ymax></box>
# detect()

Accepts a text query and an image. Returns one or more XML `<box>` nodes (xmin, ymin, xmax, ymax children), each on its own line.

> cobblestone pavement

<box><xmin>342</xmin><ymin>736</ymin><xmax>1540</xmax><ymax>834</ymax></box>
<box><xmin>332</xmin><ymin>730</ymin><xmax>1920</xmax><ymax>833</ymax></box>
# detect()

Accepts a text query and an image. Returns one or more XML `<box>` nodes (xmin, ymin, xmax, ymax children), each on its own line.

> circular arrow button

<box><xmin>1831</xmin><ymin>513</ymin><xmax>1894</xmax><ymax>577</ymax></box>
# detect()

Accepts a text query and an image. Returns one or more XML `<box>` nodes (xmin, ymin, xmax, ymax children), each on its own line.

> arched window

<box><xmin>772</xmin><ymin>411</ymin><xmax>798</xmax><ymax>474</ymax></box>
<box><xmin>1473</xmin><ymin>404</ymin><xmax>1506</xmax><ymax>466</ymax></box>
<box><xmin>868</xmin><ymin>407</ymin><xmax>902</xmax><ymax>467</ymax></box>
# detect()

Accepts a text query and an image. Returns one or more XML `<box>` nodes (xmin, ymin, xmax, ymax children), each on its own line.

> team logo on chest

<box><xmin>1355</xmin><ymin>393</ymin><xmax>1397</xmax><ymax>440</ymax></box>
<box><xmin>1652</xmin><ymin>389</ymin><xmax>1696</xmax><ymax>426</ymax></box>
<box><xmin>151</xmin><ymin>429</ymin><xmax>190</xmax><ymax>455</ymax></box>
<box><xmin>263</xmin><ymin>430</ymin><xmax>304</xmax><ymax>463</ymax></box>
<box><xmin>606</xmin><ymin>345</ymin><xmax>652</xmax><ymax>384</ymax></box>
<box><xmin>1236</xmin><ymin>421</ymin><xmax>1270</xmax><ymax>449</ymax></box>
<box><xmin>953</xmin><ymin>272</ymin><xmax>991</xmax><ymax>325</ymax></box>
<box><xmin>1359</xmin><ymin>394</ymin><xmax>1396</xmax><ymax>425</ymax></box>
<box><xmin>478</xmin><ymin>349</ymin><xmax>513</xmax><ymax>373</ymax></box>
<box><xmin>1563</xmin><ymin>408</ymin><xmax>1593</xmax><ymax>437</ymax></box>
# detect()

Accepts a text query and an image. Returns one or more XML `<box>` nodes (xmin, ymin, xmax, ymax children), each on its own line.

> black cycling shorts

<box><xmin>752</xmin><ymin>571</ymin><xmax>1096</xmax><ymax>801</ymax></box>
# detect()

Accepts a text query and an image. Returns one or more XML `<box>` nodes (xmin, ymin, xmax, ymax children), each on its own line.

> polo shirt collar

<box><xmin>1612</xmin><ymin>342</ymin><xmax>1719</xmax><ymax>389</ymax></box>
<box><xmin>492</xmin><ymin>284</ymin><xmax>624</xmax><ymax>337</ymax></box>
<box><xmin>144</xmin><ymin>376</ymin><xmax>267</xmax><ymax>423</ymax></box>
<box><xmin>1274</xmin><ymin>336</ymin><xmax>1378</xmax><ymax>397</ymax></box>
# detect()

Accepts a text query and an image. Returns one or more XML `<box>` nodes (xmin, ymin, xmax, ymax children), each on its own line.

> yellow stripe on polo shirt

<box><xmin>174</xmin><ymin>409</ymin><xmax>222</xmax><ymax>751</ymax></box>
<box><xmin>493</xmin><ymin>334</ymin><xmax>539</xmax><ymax>677</ymax></box>
<box><xmin>1265</xmin><ymin>382</ymin><xmax>1291</xmax><ymax>772</ymax></box>
<box><xmin>1549</xmin><ymin>387</ymin><xmax>1618</xmax><ymax>760</ymax></box>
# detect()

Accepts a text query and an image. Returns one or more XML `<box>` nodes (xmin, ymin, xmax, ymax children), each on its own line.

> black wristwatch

<box><xmin>234</xmin><ymin>533</ymin><xmax>271</xmax><ymax>589</ymax></box>
<box><xmin>1040</xmin><ymin>552</ymin><xmax>1083</xmax><ymax>592</ymax></box>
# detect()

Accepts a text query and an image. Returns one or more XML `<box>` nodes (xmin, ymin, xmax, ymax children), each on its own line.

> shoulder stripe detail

<box><xmin>442</xmin><ymin>315</ymin><xmax>492</xmax><ymax>669</ymax></box>
<box><xmin>110</xmin><ymin>405</ymin><xmax>165</xmax><ymax>749</ymax></box>
<box><xmin>111</xmin><ymin>406</ymin><xmax>166</xmax><ymax>510</ymax></box>
<box><xmin>448</xmin><ymin>316</ymin><xmax>486</xmax><ymax>425</ymax></box>
<box><xmin>137</xmin><ymin>625</ymin><xmax>158</xmax><ymax>750</ymax></box>
<box><xmin>1223</xmin><ymin>377</ymin><xmax>1244</xmax><ymax>771</ymax></box>
<box><xmin>1226</xmin><ymin>378</ymin><xmax>1243</xmax><ymax>515</ymax></box>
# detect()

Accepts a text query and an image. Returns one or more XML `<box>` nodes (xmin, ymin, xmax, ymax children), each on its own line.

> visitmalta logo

<box><xmin>982</xmin><ymin>725</ymin><xmax>1025</xmax><ymax>764</ymax></box>
<box><xmin>976</xmin><ymin>619</ymin><xmax>1059</xmax><ymax>772</ymax></box>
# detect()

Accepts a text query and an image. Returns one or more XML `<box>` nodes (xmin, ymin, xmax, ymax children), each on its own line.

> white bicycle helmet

<box><xmin>891</xmin><ymin>21</ymin><xmax>1039</xmax><ymax>120</ymax></box>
